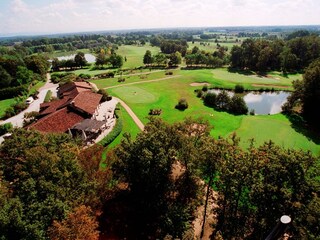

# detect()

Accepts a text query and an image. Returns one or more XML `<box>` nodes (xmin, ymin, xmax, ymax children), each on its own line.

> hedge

<box><xmin>98</xmin><ymin>117</ymin><xmax>123</xmax><ymax>147</ymax></box>
<box><xmin>0</xmin><ymin>85</ymin><xmax>28</xmax><ymax>100</ymax></box>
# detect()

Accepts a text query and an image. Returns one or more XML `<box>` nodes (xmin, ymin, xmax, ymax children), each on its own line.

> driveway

<box><xmin>0</xmin><ymin>74</ymin><xmax>58</xmax><ymax>144</ymax></box>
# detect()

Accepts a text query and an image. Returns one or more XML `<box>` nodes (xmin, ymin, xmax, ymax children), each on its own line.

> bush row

<box><xmin>0</xmin><ymin>85</ymin><xmax>28</xmax><ymax>100</ymax></box>
<box><xmin>98</xmin><ymin>116</ymin><xmax>123</xmax><ymax>147</ymax></box>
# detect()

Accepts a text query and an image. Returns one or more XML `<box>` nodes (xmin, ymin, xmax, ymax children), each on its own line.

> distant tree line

<box><xmin>184</xmin><ymin>46</ymin><xmax>228</xmax><ymax>68</ymax></box>
<box><xmin>230</xmin><ymin>34</ymin><xmax>320</xmax><ymax>72</ymax></box>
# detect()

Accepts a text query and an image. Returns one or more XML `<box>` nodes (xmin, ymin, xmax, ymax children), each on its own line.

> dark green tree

<box><xmin>0</xmin><ymin>66</ymin><xmax>12</xmax><ymax>88</ymax></box>
<box><xmin>143</xmin><ymin>50</ymin><xmax>153</xmax><ymax>66</ymax></box>
<box><xmin>74</xmin><ymin>52</ymin><xmax>87</xmax><ymax>68</ymax></box>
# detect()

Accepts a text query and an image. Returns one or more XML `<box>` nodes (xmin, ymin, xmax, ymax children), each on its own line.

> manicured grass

<box><xmin>108</xmin><ymin>74</ymin><xmax>319</xmax><ymax>155</ymax></box>
<box><xmin>107</xmin><ymin>104</ymin><xmax>141</xmax><ymax>149</ymax></box>
<box><xmin>237</xmin><ymin>114</ymin><xmax>320</xmax><ymax>154</ymax></box>
<box><xmin>0</xmin><ymin>98</ymin><xmax>15</xmax><ymax>118</ymax></box>
<box><xmin>91</xmin><ymin>70</ymin><xmax>171</xmax><ymax>89</ymax></box>
<box><xmin>30</xmin><ymin>81</ymin><xmax>46</xmax><ymax>95</ymax></box>
<box><xmin>180</xmin><ymin>68</ymin><xmax>302</xmax><ymax>90</ymax></box>
<box><xmin>117</xmin><ymin>44</ymin><xmax>160</xmax><ymax>68</ymax></box>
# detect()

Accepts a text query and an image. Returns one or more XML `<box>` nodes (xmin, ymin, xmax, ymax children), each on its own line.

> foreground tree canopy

<box><xmin>0</xmin><ymin>119</ymin><xmax>319</xmax><ymax>239</ymax></box>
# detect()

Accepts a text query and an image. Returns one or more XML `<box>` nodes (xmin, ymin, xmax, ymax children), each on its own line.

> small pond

<box><xmin>57</xmin><ymin>53</ymin><xmax>96</xmax><ymax>63</ymax></box>
<box><xmin>208</xmin><ymin>89</ymin><xmax>290</xmax><ymax>115</ymax></box>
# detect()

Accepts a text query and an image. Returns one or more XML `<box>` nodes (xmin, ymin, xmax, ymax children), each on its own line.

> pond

<box><xmin>208</xmin><ymin>89</ymin><xmax>290</xmax><ymax>115</ymax></box>
<box><xmin>57</xmin><ymin>53</ymin><xmax>96</xmax><ymax>63</ymax></box>
<box><xmin>244</xmin><ymin>91</ymin><xmax>290</xmax><ymax>115</ymax></box>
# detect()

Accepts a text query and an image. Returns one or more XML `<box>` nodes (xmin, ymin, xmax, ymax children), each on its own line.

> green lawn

<box><xmin>107</xmin><ymin>74</ymin><xmax>319</xmax><ymax>155</ymax></box>
<box><xmin>237</xmin><ymin>114</ymin><xmax>320</xmax><ymax>155</ymax></box>
<box><xmin>107</xmin><ymin>104</ymin><xmax>141</xmax><ymax>149</ymax></box>
<box><xmin>117</xmin><ymin>44</ymin><xmax>160</xmax><ymax>68</ymax></box>
<box><xmin>0</xmin><ymin>98</ymin><xmax>15</xmax><ymax>118</ymax></box>
<box><xmin>91</xmin><ymin>70</ymin><xmax>172</xmax><ymax>89</ymax></box>
<box><xmin>92</xmin><ymin>68</ymin><xmax>301</xmax><ymax>91</ymax></box>
<box><xmin>30</xmin><ymin>81</ymin><xmax>46</xmax><ymax>95</ymax></box>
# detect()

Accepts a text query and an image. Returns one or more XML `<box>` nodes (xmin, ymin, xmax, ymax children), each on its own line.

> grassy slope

<box><xmin>0</xmin><ymin>98</ymin><xmax>15</xmax><ymax>118</ymax></box>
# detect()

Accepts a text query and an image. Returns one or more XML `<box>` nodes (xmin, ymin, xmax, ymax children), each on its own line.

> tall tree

<box><xmin>143</xmin><ymin>50</ymin><xmax>153</xmax><ymax>66</ymax></box>
<box><xmin>74</xmin><ymin>52</ymin><xmax>87</xmax><ymax>68</ymax></box>
<box><xmin>48</xmin><ymin>205</ymin><xmax>99</xmax><ymax>240</ymax></box>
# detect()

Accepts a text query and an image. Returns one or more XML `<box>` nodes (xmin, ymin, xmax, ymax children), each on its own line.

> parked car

<box><xmin>25</xmin><ymin>97</ymin><xmax>34</xmax><ymax>105</ymax></box>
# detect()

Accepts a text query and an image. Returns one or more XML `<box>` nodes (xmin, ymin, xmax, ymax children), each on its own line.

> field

<box><xmin>0</xmin><ymin>98</ymin><xmax>15</xmax><ymax>118</ymax></box>
<box><xmin>104</xmin><ymin>68</ymin><xmax>319</xmax><ymax>155</ymax></box>
<box><xmin>50</xmin><ymin>45</ymin><xmax>318</xmax><ymax>155</ymax></box>
<box><xmin>117</xmin><ymin>44</ymin><xmax>160</xmax><ymax>68</ymax></box>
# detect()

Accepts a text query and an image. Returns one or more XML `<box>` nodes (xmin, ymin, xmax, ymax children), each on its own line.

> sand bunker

<box><xmin>190</xmin><ymin>82</ymin><xmax>210</xmax><ymax>87</ymax></box>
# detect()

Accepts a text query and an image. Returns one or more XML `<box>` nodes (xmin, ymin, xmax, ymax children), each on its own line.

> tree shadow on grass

<box><xmin>284</xmin><ymin>113</ymin><xmax>320</xmax><ymax>145</ymax></box>
<box><xmin>227</xmin><ymin>67</ymin><xmax>255</xmax><ymax>76</ymax></box>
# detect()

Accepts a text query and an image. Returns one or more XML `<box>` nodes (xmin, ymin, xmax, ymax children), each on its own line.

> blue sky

<box><xmin>0</xmin><ymin>0</ymin><xmax>319</xmax><ymax>35</ymax></box>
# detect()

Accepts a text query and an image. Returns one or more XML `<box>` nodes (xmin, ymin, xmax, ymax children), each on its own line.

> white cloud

<box><xmin>0</xmin><ymin>0</ymin><xmax>319</xmax><ymax>35</ymax></box>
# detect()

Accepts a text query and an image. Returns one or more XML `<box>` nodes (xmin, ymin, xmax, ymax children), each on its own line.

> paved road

<box><xmin>1</xmin><ymin>73</ymin><xmax>58</xmax><ymax>128</ymax></box>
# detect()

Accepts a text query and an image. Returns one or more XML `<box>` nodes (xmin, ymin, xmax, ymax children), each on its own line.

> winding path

<box><xmin>89</xmin><ymin>82</ymin><xmax>145</xmax><ymax>131</ymax></box>
<box><xmin>114</xmin><ymin>97</ymin><xmax>144</xmax><ymax>131</ymax></box>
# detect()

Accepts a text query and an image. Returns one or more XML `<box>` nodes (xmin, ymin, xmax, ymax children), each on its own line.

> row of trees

<box><xmin>230</xmin><ymin>34</ymin><xmax>320</xmax><ymax>72</ymax></box>
<box><xmin>143</xmin><ymin>50</ymin><xmax>182</xmax><ymax>67</ymax></box>
<box><xmin>51</xmin><ymin>52</ymin><xmax>87</xmax><ymax>71</ymax></box>
<box><xmin>95</xmin><ymin>51</ymin><xmax>123</xmax><ymax>68</ymax></box>
<box><xmin>203</xmin><ymin>90</ymin><xmax>248</xmax><ymax>115</ymax></box>
<box><xmin>283</xmin><ymin>59</ymin><xmax>320</xmax><ymax>125</ymax></box>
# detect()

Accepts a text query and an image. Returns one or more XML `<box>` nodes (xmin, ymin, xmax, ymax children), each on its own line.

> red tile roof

<box><xmin>72</xmin><ymin>91</ymin><xmax>102</xmax><ymax>115</ymax></box>
<box><xmin>59</xmin><ymin>81</ymin><xmax>92</xmax><ymax>97</ymax></box>
<box><xmin>39</xmin><ymin>98</ymin><xmax>71</xmax><ymax>116</ymax></box>
<box><xmin>29</xmin><ymin>107</ymin><xmax>85</xmax><ymax>133</ymax></box>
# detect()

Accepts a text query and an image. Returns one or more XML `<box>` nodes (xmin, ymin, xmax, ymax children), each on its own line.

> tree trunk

<box><xmin>200</xmin><ymin>175</ymin><xmax>213</xmax><ymax>239</ymax></box>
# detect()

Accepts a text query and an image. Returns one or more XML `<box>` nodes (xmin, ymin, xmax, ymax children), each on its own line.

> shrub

<box><xmin>0</xmin><ymin>85</ymin><xmax>28</xmax><ymax>100</ymax></box>
<box><xmin>196</xmin><ymin>90</ymin><xmax>203</xmax><ymax>98</ymax></box>
<box><xmin>175</xmin><ymin>98</ymin><xmax>188</xmax><ymax>110</ymax></box>
<box><xmin>234</xmin><ymin>84</ymin><xmax>244</xmax><ymax>93</ymax></box>
<box><xmin>97</xmin><ymin>89</ymin><xmax>110</xmax><ymax>102</ymax></box>
<box><xmin>149</xmin><ymin>109</ymin><xmax>162</xmax><ymax>115</ymax></box>
<box><xmin>4</xmin><ymin>107</ymin><xmax>15</xmax><ymax>118</ymax></box>
<box><xmin>203</xmin><ymin>92</ymin><xmax>217</xmax><ymax>107</ymax></box>
<box><xmin>78</xmin><ymin>73</ymin><xmax>91</xmax><ymax>79</ymax></box>
<box><xmin>44</xmin><ymin>90</ymin><xmax>52</xmax><ymax>103</ymax></box>
<box><xmin>202</xmin><ymin>85</ymin><xmax>208</xmax><ymax>92</ymax></box>
<box><xmin>216</xmin><ymin>91</ymin><xmax>231</xmax><ymax>111</ymax></box>
<box><xmin>249</xmin><ymin>109</ymin><xmax>255</xmax><ymax>115</ymax></box>
<box><xmin>229</xmin><ymin>95</ymin><xmax>248</xmax><ymax>115</ymax></box>
<box><xmin>0</xmin><ymin>123</ymin><xmax>13</xmax><ymax>135</ymax></box>
<box><xmin>165</xmin><ymin>71</ymin><xmax>173</xmax><ymax>75</ymax></box>
<box><xmin>118</xmin><ymin>78</ymin><xmax>125</xmax><ymax>82</ymax></box>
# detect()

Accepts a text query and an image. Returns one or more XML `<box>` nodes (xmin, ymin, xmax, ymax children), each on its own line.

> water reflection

<box><xmin>57</xmin><ymin>53</ymin><xmax>96</xmax><ymax>63</ymax></box>
<box><xmin>207</xmin><ymin>89</ymin><xmax>290</xmax><ymax>115</ymax></box>
<box><xmin>244</xmin><ymin>91</ymin><xmax>290</xmax><ymax>115</ymax></box>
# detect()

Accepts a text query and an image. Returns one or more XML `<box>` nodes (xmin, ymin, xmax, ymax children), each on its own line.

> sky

<box><xmin>0</xmin><ymin>0</ymin><xmax>319</xmax><ymax>36</ymax></box>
